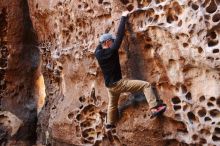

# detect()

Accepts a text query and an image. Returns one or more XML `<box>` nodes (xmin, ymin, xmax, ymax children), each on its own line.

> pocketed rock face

<box><xmin>27</xmin><ymin>0</ymin><xmax>220</xmax><ymax>145</ymax></box>
<box><xmin>0</xmin><ymin>111</ymin><xmax>23</xmax><ymax>137</ymax></box>
<box><xmin>0</xmin><ymin>0</ymin><xmax>42</xmax><ymax>145</ymax></box>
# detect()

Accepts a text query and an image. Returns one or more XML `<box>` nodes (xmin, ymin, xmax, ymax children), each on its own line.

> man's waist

<box><xmin>106</xmin><ymin>79</ymin><xmax>122</xmax><ymax>88</ymax></box>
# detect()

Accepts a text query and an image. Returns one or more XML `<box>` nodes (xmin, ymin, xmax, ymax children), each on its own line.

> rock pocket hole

<box><xmin>153</xmin><ymin>15</ymin><xmax>159</xmax><ymax>22</ymax></box>
<box><xmin>87</xmin><ymin>137</ymin><xmax>94</xmax><ymax>141</ymax></box>
<box><xmin>120</xmin><ymin>0</ymin><xmax>129</xmax><ymax>5</ymax></box>
<box><xmin>112</xmin><ymin>129</ymin><xmax>117</xmax><ymax>134</ymax></box>
<box><xmin>83</xmin><ymin>139</ymin><xmax>92</xmax><ymax>144</ymax></box>
<box><xmin>204</xmin><ymin>15</ymin><xmax>210</xmax><ymax>20</ymax></box>
<box><xmin>181</xmin><ymin>84</ymin><xmax>187</xmax><ymax>93</ymax></box>
<box><xmin>98</xmin><ymin>0</ymin><xmax>103</xmax><ymax>4</ymax></box>
<box><xmin>183</xmin><ymin>104</ymin><xmax>189</xmax><ymax>111</ymax></box>
<box><xmin>204</xmin><ymin>116</ymin><xmax>212</xmax><ymax>121</ymax></box>
<box><xmin>185</xmin><ymin>92</ymin><xmax>192</xmax><ymax>100</ymax></box>
<box><xmin>178</xmin><ymin>20</ymin><xmax>182</xmax><ymax>27</ymax></box>
<box><xmin>155</xmin><ymin>0</ymin><xmax>165</xmax><ymax>4</ymax></box>
<box><xmin>213</xmin><ymin>49</ymin><xmax>219</xmax><ymax>53</ymax></box>
<box><xmin>192</xmin><ymin>134</ymin><xmax>198</xmax><ymax>140</ymax></box>
<box><xmin>209</xmin><ymin>109</ymin><xmax>220</xmax><ymax>117</ymax></box>
<box><xmin>87</xmin><ymin>9</ymin><xmax>94</xmax><ymax>14</ymax></box>
<box><xmin>190</xmin><ymin>28</ymin><xmax>195</xmax><ymax>35</ymax></box>
<box><xmin>206</xmin><ymin>0</ymin><xmax>217</xmax><ymax>13</ymax></box>
<box><xmin>78</xmin><ymin>5</ymin><xmax>82</xmax><ymax>9</ymax></box>
<box><xmin>79</xmin><ymin>96</ymin><xmax>86</xmax><ymax>103</ymax></box>
<box><xmin>216</xmin><ymin>97</ymin><xmax>220</xmax><ymax>107</ymax></box>
<box><xmin>103</xmin><ymin>2</ymin><xmax>110</xmax><ymax>5</ymax></box>
<box><xmin>199</xmin><ymin>95</ymin><xmax>206</xmax><ymax>102</ymax></box>
<box><xmin>214</xmin><ymin>127</ymin><xmax>220</xmax><ymax>134</ymax></box>
<box><xmin>207</xmin><ymin>56</ymin><xmax>214</xmax><ymax>62</ymax></box>
<box><xmin>191</xmin><ymin>3</ymin><xmax>199</xmax><ymax>10</ymax></box>
<box><xmin>207</xmin><ymin>102</ymin><xmax>214</xmax><ymax>107</ymax></box>
<box><xmin>167</xmin><ymin>15</ymin><xmax>174</xmax><ymax>23</ymax></box>
<box><xmin>171</xmin><ymin>96</ymin><xmax>181</xmax><ymax>104</ymax></box>
<box><xmin>207</xmin><ymin>31</ymin><xmax>217</xmax><ymax>39</ymax></box>
<box><xmin>76</xmin><ymin>114</ymin><xmax>82</xmax><ymax>121</ymax></box>
<box><xmin>144</xmin><ymin>44</ymin><xmax>153</xmax><ymax>49</ymax></box>
<box><xmin>210</xmin><ymin>96</ymin><xmax>216</xmax><ymax>101</ymax></box>
<box><xmin>197</xmin><ymin>47</ymin><xmax>203</xmax><ymax>53</ymax></box>
<box><xmin>68</xmin><ymin>25</ymin><xmax>74</xmax><ymax>32</ymax></box>
<box><xmin>200</xmin><ymin>128</ymin><xmax>211</xmax><ymax>136</ymax></box>
<box><xmin>68</xmin><ymin>112</ymin><xmax>74</xmax><ymax>120</ymax></box>
<box><xmin>198</xmin><ymin>108</ymin><xmax>207</xmax><ymax>117</ymax></box>
<box><xmin>127</xmin><ymin>4</ymin><xmax>134</xmax><ymax>11</ymax></box>
<box><xmin>83</xmin><ymin>2</ymin><xmax>89</xmax><ymax>8</ymax></box>
<box><xmin>208</xmin><ymin>40</ymin><xmax>218</xmax><ymax>47</ymax></box>
<box><xmin>82</xmin><ymin>128</ymin><xmax>95</xmax><ymax>138</ymax></box>
<box><xmin>52</xmin><ymin>106</ymin><xmax>56</xmax><ymax>110</ymax></box>
<box><xmin>199</xmin><ymin>138</ymin><xmax>207</xmax><ymax>144</ymax></box>
<box><xmin>183</xmin><ymin>43</ymin><xmax>189</xmax><ymax>47</ymax></box>
<box><xmin>212</xmin><ymin>135</ymin><xmax>220</xmax><ymax>141</ymax></box>
<box><xmin>82</xmin><ymin>105</ymin><xmax>95</xmax><ymax>114</ymax></box>
<box><xmin>187</xmin><ymin>111</ymin><xmax>196</xmax><ymax>122</ymax></box>
<box><xmin>212</xmin><ymin>13</ymin><xmax>220</xmax><ymax>22</ymax></box>
<box><xmin>173</xmin><ymin>105</ymin><xmax>181</xmax><ymax>111</ymax></box>
<box><xmin>80</xmin><ymin>120</ymin><xmax>95</xmax><ymax>127</ymax></box>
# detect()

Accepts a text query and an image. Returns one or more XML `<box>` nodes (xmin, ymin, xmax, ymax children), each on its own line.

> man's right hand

<box><xmin>122</xmin><ymin>11</ymin><xmax>129</xmax><ymax>17</ymax></box>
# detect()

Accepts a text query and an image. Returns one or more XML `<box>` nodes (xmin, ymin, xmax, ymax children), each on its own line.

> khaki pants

<box><xmin>107</xmin><ymin>79</ymin><xmax>158</xmax><ymax>125</ymax></box>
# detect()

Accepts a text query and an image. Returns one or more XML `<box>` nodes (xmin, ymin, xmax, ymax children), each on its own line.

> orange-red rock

<box><xmin>1</xmin><ymin>0</ymin><xmax>220</xmax><ymax>145</ymax></box>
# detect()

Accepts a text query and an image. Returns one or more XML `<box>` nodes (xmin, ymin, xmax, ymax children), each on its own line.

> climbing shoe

<box><xmin>105</xmin><ymin>124</ymin><xmax>116</xmax><ymax>132</ymax></box>
<box><xmin>150</xmin><ymin>103</ymin><xmax>167</xmax><ymax>118</ymax></box>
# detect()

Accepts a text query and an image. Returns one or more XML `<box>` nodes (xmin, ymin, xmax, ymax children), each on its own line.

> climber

<box><xmin>94</xmin><ymin>10</ymin><xmax>166</xmax><ymax>131</ymax></box>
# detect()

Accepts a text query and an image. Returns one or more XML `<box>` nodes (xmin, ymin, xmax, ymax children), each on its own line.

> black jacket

<box><xmin>95</xmin><ymin>16</ymin><xmax>127</xmax><ymax>87</ymax></box>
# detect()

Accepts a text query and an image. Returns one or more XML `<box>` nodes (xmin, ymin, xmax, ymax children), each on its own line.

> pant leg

<box><xmin>106</xmin><ymin>87</ymin><xmax>120</xmax><ymax>125</ymax></box>
<box><xmin>118</xmin><ymin>79</ymin><xmax>158</xmax><ymax>109</ymax></box>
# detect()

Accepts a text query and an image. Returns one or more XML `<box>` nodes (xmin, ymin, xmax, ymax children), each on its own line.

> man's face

<box><xmin>103</xmin><ymin>39</ymin><xmax>113</xmax><ymax>49</ymax></box>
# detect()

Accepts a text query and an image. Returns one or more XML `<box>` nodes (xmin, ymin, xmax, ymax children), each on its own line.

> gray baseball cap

<box><xmin>99</xmin><ymin>33</ymin><xmax>116</xmax><ymax>43</ymax></box>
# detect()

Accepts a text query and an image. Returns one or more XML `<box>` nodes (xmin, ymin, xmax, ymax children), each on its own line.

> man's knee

<box><xmin>143</xmin><ymin>81</ymin><xmax>151</xmax><ymax>89</ymax></box>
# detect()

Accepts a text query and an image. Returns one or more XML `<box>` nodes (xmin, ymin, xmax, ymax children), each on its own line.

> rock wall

<box><xmin>30</xmin><ymin>0</ymin><xmax>220</xmax><ymax>145</ymax></box>
<box><xmin>0</xmin><ymin>0</ymin><xmax>220</xmax><ymax>145</ymax></box>
<box><xmin>0</xmin><ymin>0</ymin><xmax>42</xmax><ymax>145</ymax></box>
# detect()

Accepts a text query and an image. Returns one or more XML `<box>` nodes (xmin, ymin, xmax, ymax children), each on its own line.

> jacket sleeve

<box><xmin>95</xmin><ymin>44</ymin><xmax>102</xmax><ymax>60</ymax></box>
<box><xmin>110</xmin><ymin>16</ymin><xmax>127</xmax><ymax>51</ymax></box>
<box><xmin>95</xmin><ymin>16</ymin><xmax>127</xmax><ymax>60</ymax></box>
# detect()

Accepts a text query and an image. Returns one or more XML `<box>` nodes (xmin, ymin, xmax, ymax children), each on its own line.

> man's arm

<box><xmin>95</xmin><ymin>11</ymin><xmax>129</xmax><ymax>60</ymax></box>
<box><xmin>95</xmin><ymin>44</ymin><xmax>102</xmax><ymax>60</ymax></box>
<box><xmin>110</xmin><ymin>11</ymin><xmax>129</xmax><ymax>51</ymax></box>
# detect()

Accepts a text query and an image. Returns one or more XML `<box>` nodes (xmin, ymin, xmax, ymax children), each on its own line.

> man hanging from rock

<box><xmin>95</xmin><ymin>10</ymin><xmax>167</xmax><ymax>131</ymax></box>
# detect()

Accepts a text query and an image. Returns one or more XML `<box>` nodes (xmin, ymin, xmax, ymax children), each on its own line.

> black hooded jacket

<box><xmin>95</xmin><ymin>16</ymin><xmax>127</xmax><ymax>87</ymax></box>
